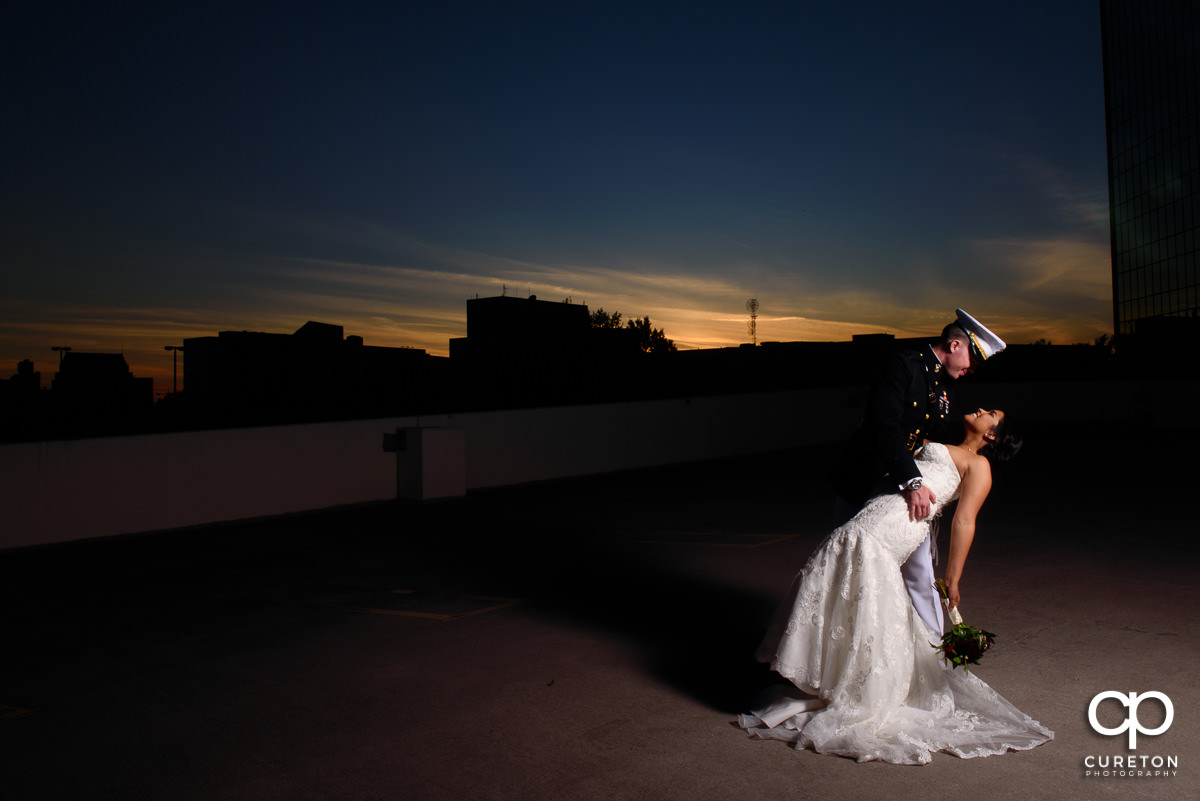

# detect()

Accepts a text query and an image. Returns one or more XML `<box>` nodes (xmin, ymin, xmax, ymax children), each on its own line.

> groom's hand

<box><xmin>903</xmin><ymin>485</ymin><xmax>936</xmax><ymax>521</ymax></box>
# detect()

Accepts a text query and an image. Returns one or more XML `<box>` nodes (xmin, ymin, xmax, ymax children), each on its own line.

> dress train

<box><xmin>738</xmin><ymin>443</ymin><xmax>1053</xmax><ymax>764</ymax></box>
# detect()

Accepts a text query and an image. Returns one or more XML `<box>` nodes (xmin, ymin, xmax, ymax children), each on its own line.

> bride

<box><xmin>738</xmin><ymin>409</ymin><xmax>1053</xmax><ymax>764</ymax></box>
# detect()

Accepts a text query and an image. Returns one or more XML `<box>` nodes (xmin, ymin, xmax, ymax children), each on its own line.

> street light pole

<box><xmin>164</xmin><ymin>345</ymin><xmax>184</xmax><ymax>395</ymax></box>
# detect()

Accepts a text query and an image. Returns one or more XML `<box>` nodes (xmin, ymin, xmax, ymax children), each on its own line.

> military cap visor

<box><xmin>955</xmin><ymin>308</ymin><xmax>1005</xmax><ymax>361</ymax></box>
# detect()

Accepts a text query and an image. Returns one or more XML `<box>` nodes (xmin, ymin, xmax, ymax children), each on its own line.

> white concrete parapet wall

<box><xmin>0</xmin><ymin>389</ymin><xmax>856</xmax><ymax>550</ymax></box>
<box><xmin>5</xmin><ymin>379</ymin><xmax>1194</xmax><ymax>550</ymax></box>
<box><xmin>394</xmin><ymin>426</ymin><xmax>466</xmax><ymax>500</ymax></box>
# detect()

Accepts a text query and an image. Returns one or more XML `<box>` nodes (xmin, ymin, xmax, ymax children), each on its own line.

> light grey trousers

<box><xmin>833</xmin><ymin>495</ymin><xmax>944</xmax><ymax>636</ymax></box>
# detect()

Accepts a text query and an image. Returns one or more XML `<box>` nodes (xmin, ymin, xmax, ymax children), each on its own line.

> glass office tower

<box><xmin>1100</xmin><ymin>0</ymin><xmax>1200</xmax><ymax>340</ymax></box>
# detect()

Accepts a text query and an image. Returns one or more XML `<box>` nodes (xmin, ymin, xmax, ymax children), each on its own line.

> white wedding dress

<box><xmin>739</xmin><ymin>443</ymin><xmax>1053</xmax><ymax>764</ymax></box>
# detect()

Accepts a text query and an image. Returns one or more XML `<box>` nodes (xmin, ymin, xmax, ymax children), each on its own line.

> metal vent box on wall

<box><xmin>389</xmin><ymin>427</ymin><xmax>466</xmax><ymax>500</ymax></box>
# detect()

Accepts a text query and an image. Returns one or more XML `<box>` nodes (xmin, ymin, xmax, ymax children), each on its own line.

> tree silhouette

<box><xmin>628</xmin><ymin>316</ymin><xmax>676</xmax><ymax>354</ymax></box>
<box><xmin>589</xmin><ymin>308</ymin><xmax>676</xmax><ymax>353</ymax></box>
<box><xmin>590</xmin><ymin>308</ymin><xmax>623</xmax><ymax>329</ymax></box>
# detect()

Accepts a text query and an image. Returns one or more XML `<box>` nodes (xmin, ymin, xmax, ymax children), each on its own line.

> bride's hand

<box><xmin>947</xmin><ymin>581</ymin><xmax>961</xmax><ymax>610</ymax></box>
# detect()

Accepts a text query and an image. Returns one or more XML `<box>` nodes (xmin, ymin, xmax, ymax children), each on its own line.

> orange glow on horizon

<box><xmin>3</xmin><ymin>300</ymin><xmax>1113</xmax><ymax>398</ymax></box>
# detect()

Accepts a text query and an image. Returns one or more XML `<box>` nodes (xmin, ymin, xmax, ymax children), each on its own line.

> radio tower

<box><xmin>746</xmin><ymin>298</ymin><xmax>759</xmax><ymax>346</ymax></box>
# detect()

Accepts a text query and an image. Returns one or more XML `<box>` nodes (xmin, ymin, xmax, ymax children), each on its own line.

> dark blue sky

<box><xmin>2</xmin><ymin>1</ymin><xmax>1110</xmax><ymax>390</ymax></box>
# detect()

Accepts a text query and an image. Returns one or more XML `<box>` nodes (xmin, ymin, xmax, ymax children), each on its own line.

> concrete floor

<box><xmin>2</xmin><ymin>431</ymin><xmax>1196</xmax><ymax>801</ymax></box>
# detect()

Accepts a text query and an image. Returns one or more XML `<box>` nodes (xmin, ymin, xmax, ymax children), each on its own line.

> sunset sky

<box><xmin>2</xmin><ymin>1</ymin><xmax>1112</xmax><ymax>393</ymax></box>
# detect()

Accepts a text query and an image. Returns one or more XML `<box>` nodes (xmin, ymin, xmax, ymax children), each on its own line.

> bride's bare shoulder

<box><xmin>943</xmin><ymin>443</ymin><xmax>990</xmax><ymax>478</ymax></box>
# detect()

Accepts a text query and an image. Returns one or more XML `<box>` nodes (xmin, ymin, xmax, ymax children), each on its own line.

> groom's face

<box><xmin>944</xmin><ymin>339</ymin><xmax>974</xmax><ymax>379</ymax></box>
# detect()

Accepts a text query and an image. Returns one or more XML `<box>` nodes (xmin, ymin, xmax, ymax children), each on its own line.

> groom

<box><xmin>830</xmin><ymin>309</ymin><xmax>1006</xmax><ymax>635</ymax></box>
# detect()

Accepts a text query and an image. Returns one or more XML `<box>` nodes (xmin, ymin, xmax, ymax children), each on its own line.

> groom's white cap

<box><xmin>956</xmin><ymin>309</ymin><xmax>1005</xmax><ymax>361</ymax></box>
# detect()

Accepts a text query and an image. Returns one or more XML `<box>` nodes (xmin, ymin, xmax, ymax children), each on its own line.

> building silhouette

<box><xmin>1101</xmin><ymin>0</ymin><xmax>1200</xmax><ymax>361</ymax></box>
<box><xmin>2</xmin><ymin>299</ymin><xmax>1124</xmax><ymax>444</ymax></box>
<box><xmin>2</xmin><ymin>359</ymin><xmax>40</xmax><ymax>397</ymax></box>
<box><xmin>449</xmin><ymin>295</ymin><xmax>644</xmax><ymax>408</ymax></box>
<box><xmin>182</xmin><ymin>321</ymin><xmax>447</xmax><ymax>425</ymax></box>
<box><xmin>0</xmin><ymin>360</ymin><xmax>44</xmax><ymax>436</ymax></box>
<box><xmin>48</xmin><ymin>352</ymin><xmax>154</xmax><ymax>435</ymax></box>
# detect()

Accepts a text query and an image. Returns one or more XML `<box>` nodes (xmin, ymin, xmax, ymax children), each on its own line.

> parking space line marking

<box><xmin>300</xmin><ymin>588</ymin><xmax>525</xmax><ymax>620</ymax></box>
<box><xmin>636</xmin><ymin>532</ymin><xmax>798</xmax><ymax>548</ymax></box>
<box><xmin>0</xmin><ymin>705</ymin><xmax>33</xmax><ymax>721</ymax></box>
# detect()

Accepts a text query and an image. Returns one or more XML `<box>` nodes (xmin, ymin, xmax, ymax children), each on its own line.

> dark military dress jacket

<box><xmin>831</xmin><ymin>346</ymin><xmax>956</xmax><ymax>509</ymax></box>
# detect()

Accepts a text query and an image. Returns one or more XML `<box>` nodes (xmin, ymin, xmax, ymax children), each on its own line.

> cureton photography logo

<box><xmin>1083</xmin><ymin>690</ymin><xmax>1179</xmax><ymax>779</ymax></box>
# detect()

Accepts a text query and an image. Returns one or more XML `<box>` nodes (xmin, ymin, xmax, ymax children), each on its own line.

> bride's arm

<box><xmin>943</xmin><ymin>454</ymin><xmax>992</xmax><ymax>609</ymax></box>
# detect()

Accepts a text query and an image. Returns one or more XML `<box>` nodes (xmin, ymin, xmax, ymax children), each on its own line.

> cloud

<box><xmin>1010</xmin><ymin>152</ymin><xmax>1110</xmax><ymax>229</ymax></box>
<box><xmin>267</xmin><ymin>231</ymin><xmax>1114</xmax><ymax>353</ymax></box>
<box><xmin>2</xmin><ymin>204</ymin><xmax>1118</xmax><ymax>396</ymax></box>
<box><xmin>0</xmin><ymin>300</ymin><xmax>247</xmax><ymax>389</ymax></box>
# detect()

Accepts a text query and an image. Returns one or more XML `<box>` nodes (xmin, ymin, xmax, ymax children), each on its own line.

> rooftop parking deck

<box><xmin>2</xmin><ymin>431</ymin><xmax>1196</xmax><ymax>801</ymax></box>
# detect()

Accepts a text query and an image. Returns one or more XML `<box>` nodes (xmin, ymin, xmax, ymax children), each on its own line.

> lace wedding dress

<box><xmin>738</xmin><ymin>442</ymin><xmax>1053</xmax><ymax>764</ymax></box>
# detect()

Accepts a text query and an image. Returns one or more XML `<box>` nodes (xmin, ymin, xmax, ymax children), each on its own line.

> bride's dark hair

<box><xmin>979</xmin><ymin>415</ymin><xmax>1022</xmax><ymax>462</ymax></box>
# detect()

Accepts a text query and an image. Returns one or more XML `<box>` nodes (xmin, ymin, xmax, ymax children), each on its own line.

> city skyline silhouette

<box><xmin>1</xmin><ymin>290</ymin><xmax>1133</xmax><ymax>445</ymax></box>
<box><xmin>3</xmin><ymin>2</ymin><xmax>1112</xmax><ymax>397</ymax></box>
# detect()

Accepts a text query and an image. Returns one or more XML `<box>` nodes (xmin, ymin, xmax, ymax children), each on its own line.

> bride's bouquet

<box><xmin>932</xmin><ymin>579</ymin><xmax>996</xmax><ymax>672</ymax></box>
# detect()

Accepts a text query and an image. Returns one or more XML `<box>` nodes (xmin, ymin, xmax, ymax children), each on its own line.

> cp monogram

<box><xmin>1088</xmin><ymin>691</ymin><xmax>1174</xmax><ymax>749</ymax></box>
